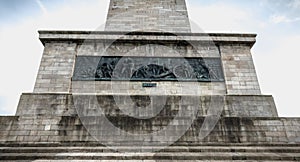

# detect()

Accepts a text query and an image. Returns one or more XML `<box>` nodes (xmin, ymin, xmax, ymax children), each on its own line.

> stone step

<box><xmin>0</xmin><ymin>152</ymin><xmax>300</xmax><ymax>161</ymax></box>
<box><xmin>1</xmin><ymin>161</ymin><xmax>299</xmax><ymax>162</ymax></box>
<box><xmin>1</xmin><ymin>145</ymin><xmax>300</xmax><ymax>161</ymax></box>
<box><xmin>1</xmin><ymin>146</ymin><xmax>300</xmax><ymax>153</ymax></box>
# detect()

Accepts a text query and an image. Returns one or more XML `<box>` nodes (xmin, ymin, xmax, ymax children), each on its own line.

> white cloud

<box><xmin>0</xmin><ymin>0</ymin><xmax>110</xmax><ymax>115</ymax></box>
<box><xmin>0</xmin><ymin>20</ymin><xmax>41</xmax><ymax>114</ymax></box>
<box><xmin>270</xmin><ymin>14</ymin><xmax>300</xmax><ymax>24</ymax></box>
<box><xmin>186</xmin><ymin>1</ymin><xmax>258</xmax><ymax>33</ymax></box>
<box><xmin>35</xmin><ymin>0</ymin><xmax>109</xmax><ymax>30</ymax></box>
<box><xmin>254</xmin><ymin>35</ymin><xmax>300</xmax><ymax>117</ymax></box>
<box><xmin>288</xmin><ymin>0</ymin><xmax>300</xmax><ymax>9</ymax></box>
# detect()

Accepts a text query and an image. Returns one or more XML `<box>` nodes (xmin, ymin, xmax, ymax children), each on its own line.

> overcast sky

<box><xmin>0</xmin><ymin>0</ymin><xmax>299</xmax><ymax>117</ymax></box>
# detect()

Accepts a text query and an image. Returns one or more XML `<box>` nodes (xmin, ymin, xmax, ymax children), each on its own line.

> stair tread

<box><xmin>1</xmin><ymin>152</ymin><xmax>299</xmax><ymax>161</ymax></box>
<box><xmin>1</xmin><ymin>146</ymin><xmax>300</xmax><ymax>152</ymax></box>
<box><xmin>1</xmin><ymin>146</ymin><xmax>300</xmax><ymax>149</ymax></box>
<box><xmin>1</xmin><ymin>146</ymin><xmax>300</xmax><ymax>160</ymax></box>
<box><xmin>1</xmin><ymin>152</ymin><xmax>300</xmax><ymax>156</ymax></box>
<box><xmin>0</xmin><ymin>159</ymin><xmax>294</xmax><ymax>162</ymax></box>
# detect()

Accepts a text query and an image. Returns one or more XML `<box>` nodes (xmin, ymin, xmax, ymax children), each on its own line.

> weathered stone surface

<box><xmin>1</xmin><ymin>144</ymin><xmax>300</xmax><ymax>161</ymax></box>
<box><xmin>105</xmin><ymin>0</ymin><xmax>191</xmax><ymax>33</ymax></box>
<box><xmin>1</xmin><ymin>115</ymin><xmax>300</xmax><ymax>144</ymax></box>
<box><xmin>38</xmin><ymin>31</ymin><xmax>257</xmax><ymax>45</ymax></box>
<box><xmin>71</xmin><ymin>81</ymin><xmax>227</xmax><ymax>95</ymax></box>
<box><xmin>35</xmin><ymin>31</ymin><xmax>259</xmax><ymax>96</ymax></box>
<box><xmin>1</xmin><ymin>93</ymin><xmax>287</xmax><ymax>145</ymax></box>
<box><xmin>34</xmin><ymin>42</ymin><xmax>76</xmax><ymax>93</ymax></box>
<box><xmin>220</xmin><ymin>44</ymin><xmax>261</xmax><ymax>95</ymax></box>
<box><xmin>224</xmin><ymin>95</ymin><xmax>278</xmax><ymax>117</ymax></box>
<box><xmin>15</xmin><ymin>94</ymin><xmax>277</xmax><ymax>117</ymax></box>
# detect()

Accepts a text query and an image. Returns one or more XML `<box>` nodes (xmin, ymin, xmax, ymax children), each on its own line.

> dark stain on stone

<box><xmin>58</xmin><ymin>117</ymin><xmax>70</xmax><ymax>136</ymax></box>
<box><xmin>94</xmin><ymin>95</ymin><xmax>178</xmax><ymax>134</ymax></box>
<box><xmin>223</xmin><ymin>118</ymin><xmax>241</xmax><ymax>143</ymax></box>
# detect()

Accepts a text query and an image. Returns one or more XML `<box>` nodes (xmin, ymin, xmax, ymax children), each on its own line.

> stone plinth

<box><xmin>35</xmin><ymin>31</ymin><xmax>261</xmax><ymax>96</ymax></box>
<box><xmin>0</xmin><ymin>93</ymin><xmax>284</xmax><ymax>145</ymax></box>
<box><xmin>0</xmin><ymin>0</ymin><xmax>299</xmax><ymax>160</ymax></box>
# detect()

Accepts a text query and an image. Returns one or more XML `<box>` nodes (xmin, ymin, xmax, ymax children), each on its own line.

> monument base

<box><xmin>0</xmin><ymin>93</ymin><xmax>298</xmax><ymax>144</ymax></box>
<box><xmin>1</xmin><ymin>93</ymin><xmax>300</xmax><ymax>160</ymax></box>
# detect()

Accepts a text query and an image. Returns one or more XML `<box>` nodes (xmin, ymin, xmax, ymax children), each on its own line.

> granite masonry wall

<box><xmin>105</xmin><ymin>0</ymin><xmax>191</xmax><ymax>33</ymax></box>
<box><xmin>27</xmin><ymin>32</ymin><xmax>277</xmax><ymax>146</ymax></box>
<box><xmin>0</xmin><ymin>93</ymin><xmax>298</xmax><ymax>145</ymax></box>
<box><xmin>34</xmin><ymin>42</ymin><xmax>76</xmax><ymax>93</ymax></box>
<box><xmin>220</xmin><ymin>44</ymin><xmax>261</xmax><ymax>95</ymax></box>
<box><xmin>15</xmin><ymin>94</ymin><xmax>277</xmax><ymax>117</ymax></box>
<box><xmin>2</xmin><ymin>115</ymin><xmax>300</xmax><ymax>144</ymax></box>
<box><xmin>34</xmin><ymin>31</ymin><xmax>259</xmax><ymax>97</ymax></box>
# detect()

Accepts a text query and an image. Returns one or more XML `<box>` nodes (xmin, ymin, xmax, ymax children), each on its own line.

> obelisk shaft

<box><xmin>105</xmin><ymin>0</ymin><xmax>191</xmax><ymax>33</ymax></box>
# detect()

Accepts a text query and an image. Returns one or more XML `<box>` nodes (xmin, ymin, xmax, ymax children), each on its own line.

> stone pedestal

<box><xmin>0</xmin><ymin>0</ymin><xmax>300</xmax><ymax>161</ymax></box>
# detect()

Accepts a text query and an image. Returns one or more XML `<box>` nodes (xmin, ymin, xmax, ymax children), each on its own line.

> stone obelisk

<box><xmin>0</xmin><ymin>0</ymin><xmax>300</xmax><ymax>161</ymax></box>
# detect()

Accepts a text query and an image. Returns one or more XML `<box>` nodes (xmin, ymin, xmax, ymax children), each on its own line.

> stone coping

<box><xmin>38</xmin><ymin>30</ymin><xmax>257</xmax><ymax>37</ymax></box>
<box><xmin>21</xmin><ymin>92</ymin><xmax>272</xmax><ymax>97</ymax></box>
<box><xmin>38</xmin><ymin>30</ymin><xmax>256</xmax><ymax>46</ymax></box>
